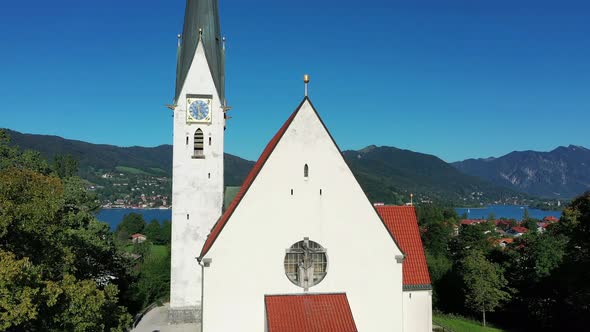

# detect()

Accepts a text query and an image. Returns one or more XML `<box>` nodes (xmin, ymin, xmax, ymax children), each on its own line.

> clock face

<box><xmin>187</xmin><ymin>99</ymin><xmax>210</xmax><ymax>122</ymax></box>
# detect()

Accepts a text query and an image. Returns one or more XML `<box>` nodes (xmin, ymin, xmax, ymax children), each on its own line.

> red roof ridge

<box><xmin>199</xmin><ymin>98</ymin><xmax>307</xmax><ymax>258</ymax></box>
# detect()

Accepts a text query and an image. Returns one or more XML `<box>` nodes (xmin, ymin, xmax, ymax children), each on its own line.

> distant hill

<box><xmin>342</xmin><ymin>145</ymin><xmax>520</xmax><ymax>205</ymax></box>
<box><xmin>452</xmin><ymin>145</ymin><xmax>590</xmax><ymax>199</ymax></box>
<box><xmin>5</xmin><ymin>129</ymin><xmax>532</xmax><ymax>206</ymax></box>
<box><xmin>4</xmin><ymin>129</ymin><xmax>254</xmax><ymax>187</ymax></box>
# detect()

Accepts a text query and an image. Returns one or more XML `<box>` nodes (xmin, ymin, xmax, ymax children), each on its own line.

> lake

<box><xmin>96</xmin><ymin>208</ymin><xmax>172</xmax><ymax>229</ymax></box>
<box><xmin>454</xmin><ymin>205</ymin><xmax>561</xmax><ymax>221</ymax></box>
<box><xmin>97</xmin><ymin>205</ymin><xmax>562</xmax><ymax>230</ymax></box>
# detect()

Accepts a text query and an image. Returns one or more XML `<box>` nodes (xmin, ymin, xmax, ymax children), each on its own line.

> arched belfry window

<box><xmin>193</xmin><ymin>129</ymin><xmax>204</xmax><ymax>158</ymax></box>
<box><xmin>304</xmin><ymin>164</ymin><xmax>309</xmax><ymax>178</ymax></box>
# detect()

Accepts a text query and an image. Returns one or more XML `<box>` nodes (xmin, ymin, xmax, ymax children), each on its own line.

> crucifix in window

<box><xmin>284</xmin><ymin>237</ymin><xmax>328</xmax><ymax>291</ymax></box>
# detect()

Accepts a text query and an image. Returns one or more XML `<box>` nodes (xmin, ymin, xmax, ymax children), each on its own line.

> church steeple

<box><xmin>175</xmin><ymin>0</ymin><xmax>225</xmax><ymax>104</ymax></box>
<box><xmin>169</xmin><ymin>0</ymin><xmax>227</xmax><ymax>323</ymax></box>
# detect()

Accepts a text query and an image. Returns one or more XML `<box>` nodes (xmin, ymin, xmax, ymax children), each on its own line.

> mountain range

<box><xmin>4</xmin><ymin>128</ymin><xmax>588</xmax><ymax>204</ymax></box>
<box><xmin>4</xmin><ymin>129</ymin><xmax>253</xmax><ymax>187</ymax></box>
<box><xmin>452</xmin><ymin>145</ymin><xmax>590</xmax><ymax>199</ymax></box>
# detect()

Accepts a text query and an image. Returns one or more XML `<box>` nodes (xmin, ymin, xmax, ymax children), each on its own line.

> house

<box><xmin>543</xmin><ymin>216</ymin><xmax>559</xmax><ymax>223</ymax></box>
<box><xmin>494</xmin><ymin>219</ymin><xmax>512</xmax><ymax>230</ymax></box>
<box><xmin>508</xmin><ymin>226</ymin><xmax>528</xmax><ymax>237</ymax></box>
<box><xmin>461</xmin><ymin>219</ymin><xmax>487</xmax><ymax>226</ymax></box>
<box><xmin>496</xmin><ymin>238</ymin><xmax>514</xmax><ymax>249</ymax></box>
<box><xmin>130</xmin><ymin>233</ymin><xmax>146</xmax><ymax>244</ymax></box>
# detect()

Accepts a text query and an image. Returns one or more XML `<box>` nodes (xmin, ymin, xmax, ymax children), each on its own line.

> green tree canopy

<box><xmin>0</xmin><ymin>131</ymin><xmax>133</xmax><ymax>330</ymax></box>
<box><xmin>115</xmin><ymin>213</ymin><xmax>146</xmax><ymax>243</ymax></box>
<box><xmin>462</xmin><ymin>250</ymin><xmax>511</xmax><ymax>327</ymax></box>
<box><xmin>144</xmin><ymin>219</ymin><xmax>162</xmax><ymax>244</ymax></box>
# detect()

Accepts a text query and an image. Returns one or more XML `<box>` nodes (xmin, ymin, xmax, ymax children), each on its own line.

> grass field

<box><xmin>149</xmin><ymin>167</ymin><xmax>168</xmax><ymax>175</ymax></box>
<box><xmin>115</xmin><ymin>166</ymin><xmax>149</xmax><ymax>175</ymax></box>
<box><xmin>123</xmin><ymin>243</ymin><xmax>169</xmax><ymax>258</ymax></box>
<box><xmin>149</xmin><ymin>244</ymin><xmax>168</xmax><ymax>259</ymax></box>
<box><xmin>433</xmin><ymin>313</ymin><xmax>504</xmax><ymax>332</ymax></box>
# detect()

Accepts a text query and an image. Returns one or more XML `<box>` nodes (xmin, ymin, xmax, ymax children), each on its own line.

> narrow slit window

<box><xmin>208</xmin><ymin>173</ymin><xmax>211</xmax><ymax>179</ymax></box>
<box><xmin>320</xmin><ymin>189</ymin><xmax>322</xmax><ymax>195</ymax></box>
<box><xmin>291</xmin><ymin>189</ymin><xmax>293</xmax><ymax>195</ymax></box>
<box><xmin>304</xmin><ymin>164</ymin><xmax>309</xmax><ymax>178</ymax></box>
<box><xmin>186</xmin><ymin>136</ymin><xmax>189</xmax><ymax>145</ymax></box>
<box><xmin>194</xmin><ymin>129</ymin><xmax>204</xmax><ymax>157</ymax></box>
<box><xmin>208</xmin><ymin>137</ymin><xmax>212</xmax><ymax>146</ymax></box>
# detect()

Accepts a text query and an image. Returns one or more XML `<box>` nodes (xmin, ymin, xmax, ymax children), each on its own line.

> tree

<box><xmin>161</xmin><ymin>220</ymin><xmax>172</xmax><ymax>244</ymax></box>
<box><xmin>417</xmin><ymin>205</ymin><xmax>457</xmax><ymax>255</ymax></box>
<box><xmin>516</xmin><ymin>232</ymin><xmax>566</xmax><ymax>281</ymax></box>
<box><xmin>425</xmin><ymin>251</ymin><xmax>453</xmax><ymax>308</ymax></box>
<box><xmin>462</xmin><ymin>250</ymin><xmax>511</xmax><ymax>327</ymax></box>
<box><xmin>546</xmin><ymin>192</ymin><xmax>590</xmax><ymax>330</ymax></box>
<box><xmin>131</xmin><ymin>246</ymin><xmax>171</xmax><ymax>308</ymax></box>
<box><xmin>452</xmin><ymin>222</ymin><xmax>495</xmax><ymax>258</ymax></box>
<box><xmin>524</xmin><ymin>218</ymin><xmax>538</xmax><ymax>232</ymax></box>
<box><xmin>522</xmin><ymin>208</ymin><xmax>530</xmax><ymax>222</ymax></box>
<box><xmin>144</xmin><ymin>219</ymin><xmax>162</xmax><ymax>244</ymax></box>
<box><xmin>53</xmin><ymin>154</ymin><xmax>79</xmax><ymax>178</ymax></box>
<box><xmin>423</xmin><ymin>222</ymin><xmax>453</xmax><ymax>255</ymax></box>
<box><xmin>115</xmin><ymin>213</ymin><xmax>146</xmax><ymax>243</ymax></box>
<box><xmin>0</xmin><ymin>130</ymin><xmax>50</xmax><ymax>175</ymax></box>
<box><xmin>0</xmin><ymin>134</ymin><xmax>133</xmax><ymax>330</ymax></box>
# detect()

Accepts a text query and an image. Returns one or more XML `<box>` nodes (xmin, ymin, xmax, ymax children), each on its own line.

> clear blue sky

<box><xmin>1</xmin><ymin>0</ymin><xmax>588</xmax><ymax>162</ymax></box>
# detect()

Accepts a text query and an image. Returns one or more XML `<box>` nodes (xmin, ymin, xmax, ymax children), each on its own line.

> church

<box><xmin>169</xmin><ymin>1</ymin><xmax>432</xmax><ymax>331</ymax></box>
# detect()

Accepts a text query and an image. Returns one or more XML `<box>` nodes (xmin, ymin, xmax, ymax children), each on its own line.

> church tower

<box><xmin>169</xmin><ymin>0</ymin><xmax>226</xmax><ymax>323</ymax></box>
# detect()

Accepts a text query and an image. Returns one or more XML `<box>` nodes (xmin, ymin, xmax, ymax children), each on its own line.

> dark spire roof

<box><xmin>175</xmin><ymin>0</ymin><xmax>225</xmax><ymax>103</ymax></box>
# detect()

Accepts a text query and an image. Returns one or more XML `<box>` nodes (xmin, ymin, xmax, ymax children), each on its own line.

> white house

<box><xmin>169</xmin><ymin>0</ymin><xmax>432</xmax><ymax>330</ymax></box>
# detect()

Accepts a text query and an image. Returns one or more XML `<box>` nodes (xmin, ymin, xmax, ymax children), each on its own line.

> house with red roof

<box><xmin>508</xmin><ymin>226</ymin><xmax>529</xmax><ymax>237</ymax></box>
<box><xmin>543</xmin><ymin>216</ymin><xmax>559</xmax><ymax>223</ymax></box>
<box><xmin>197</xmin><ymin>98</ymin><xmax>432</xmax><ymax>331</ymax></box>
<box><xmin>496</xmin><ymin>237</ymin><xmax>514</xmax><ymax>249</ymax></box>
<box><xmin>461</xmin><ymin>219</ymin><xmax>486</xmax><ymax>226</ymax></box>
<box><xmin>130</xmin><ymin>233</ymin><xmax>146</xmax><ymax>244</ymax></box>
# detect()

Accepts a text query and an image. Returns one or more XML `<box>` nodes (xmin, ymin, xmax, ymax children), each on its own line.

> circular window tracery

<box><xmin>284</xmin><ymin>238</ymin><xmax>327</xmax><ymax>290</ymax></box>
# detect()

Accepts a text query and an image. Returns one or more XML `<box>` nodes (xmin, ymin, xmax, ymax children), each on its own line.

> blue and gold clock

<box><xmin>186</xmin><ymin>97</ymin><xmax>212</xmax><ymax>123</ymax></box>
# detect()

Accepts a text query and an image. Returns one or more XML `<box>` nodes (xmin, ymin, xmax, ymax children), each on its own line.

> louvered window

<box><xmin>194</xmin><ymin>129</ymin><xmax>204</xmax><ymax>157</ymax></box>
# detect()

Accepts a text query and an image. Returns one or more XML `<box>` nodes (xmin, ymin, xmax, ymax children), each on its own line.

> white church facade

<box><xmin>169</xmin><ymin>1</ymin><xmax>432</xmax><ymax>331</ymax></box>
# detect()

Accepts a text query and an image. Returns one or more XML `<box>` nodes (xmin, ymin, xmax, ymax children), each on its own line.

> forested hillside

<box><xmin>6</xmin><ymin>129</ymin><xmax>545</xmax><ymax>207</ymax></box>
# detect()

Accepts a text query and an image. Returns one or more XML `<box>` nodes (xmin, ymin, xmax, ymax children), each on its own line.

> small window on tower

<box><xmin>193</xmin><ymin>129</ymin><xmax>204</xmax><ymax>158</ymax></box>
<box><xmin>186</xmin><ymin>136</ymin><xmax>189</xmax><ymax>145</ymax></box>
<box><xmin>209</xmin><ymin>137</ymin><xmax>212</xmax><ymax>146</ymax></box>
<box><xmin>304</xmin><ymin>164</ymin><xmax>309</xmax><ymax>178</ymax></box>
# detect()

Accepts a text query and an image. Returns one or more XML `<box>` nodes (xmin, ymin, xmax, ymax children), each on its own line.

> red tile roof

<box><xmin>511</xmin><ymin>226</ymin><xmax>528</xmax><ymax>234</ymax></box>
<box><xmin>265</xmin><ymin>293</ymin><xmax>357</xmax><ymax>332</ymax></box>
<box><xmin>199</xmin><ymin>99</ymin><xmax>304</xmax><ymax>258</ymax></box>
<box><xmin>497</xmin><ymin>238</ymin><xmax>514</xmax><ymax>245</ymax></box>
<box><xmin>375</xmin><ymin>206</ymin><xmax>431</xmax><ymax>287</ymax></box>
<box><xmin>543</xmin><ymin>216</ymin><xmax>559</xmax><ymax>223</ymax></box>
<box><xmin>130</xmin><ymin>233</ymin><xmax>145</xmax><ymax>238</ymax></box>
<box><xmin>461</xmin><ymin>219</ymin><xmax>486</xmax><ymax>225</ymax></box>
<box><xmin>494</xmin><ymin>219</ymin><xmax>512</xmax><ymax>226</ymax></box>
